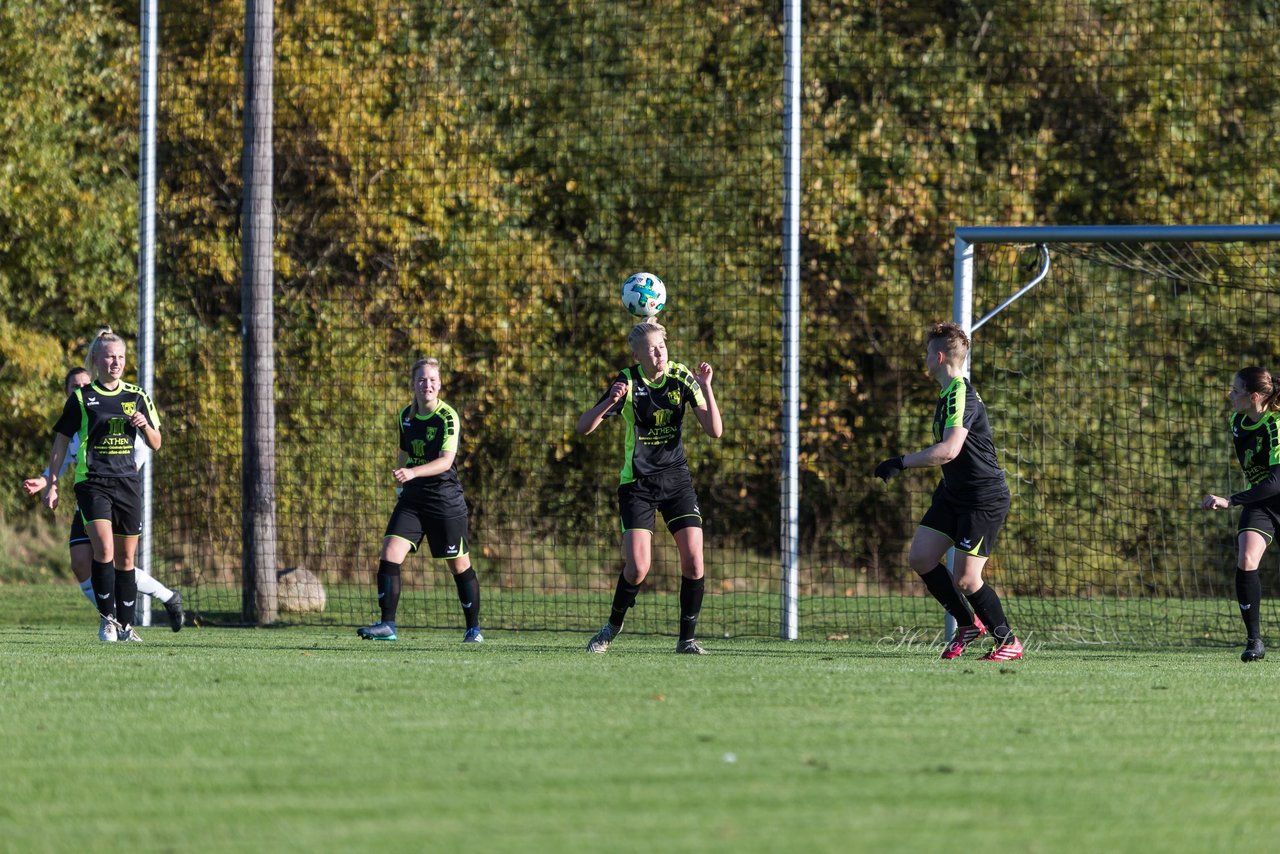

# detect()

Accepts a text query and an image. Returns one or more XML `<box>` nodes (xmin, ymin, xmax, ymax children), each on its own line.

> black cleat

<box><xmin>1242</xmin><ymin>638</ymin><xmax>1265</xmax><ymax>662</ymax></box>
<box><xmin>164</xmin><ymin>591</ymin><xmax>185</xmax><ymax>632</ymax></box>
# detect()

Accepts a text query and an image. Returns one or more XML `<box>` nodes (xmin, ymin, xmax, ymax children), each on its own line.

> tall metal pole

<box><xmin>779</xmin><ymin>0</ymin><xmax>802</xmax><ymax>640</ymax></box>
<box><xmin>136</xmin><ymin>0</ymin><xmax>158</xmax><ymax>628</ymax></box>
<box><xmin>242</xmin><ymin>0</ymin><xmax>278</xmax><ymax>624</ymax></box>
<box><xmin>944</xmin><ymin>236</ymin><xmax>976</xmax><ymax>643</ymax></box>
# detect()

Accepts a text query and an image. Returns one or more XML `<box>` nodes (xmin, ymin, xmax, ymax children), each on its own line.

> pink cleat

<box><xmin>941</xmin><ymin>616</ymin><xmax>987</xmax><ymax>660</ymax></box>
<box><xmin>979</xmin><ymin>637</ymin><xmax>1025</xmax><ymax>662</ymax></box>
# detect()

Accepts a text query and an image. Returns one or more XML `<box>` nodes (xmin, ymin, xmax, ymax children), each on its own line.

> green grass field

<box><xmin>2</xmin><ymin>585</ymin><xmax>1278</xmax><ymax>853</ymax></box>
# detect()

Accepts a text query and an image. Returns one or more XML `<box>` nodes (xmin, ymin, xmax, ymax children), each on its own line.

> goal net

<box><xmin>956</xmin><ymin>226</ymin><xmax>1280</xmax><ymax>646</ymax></box>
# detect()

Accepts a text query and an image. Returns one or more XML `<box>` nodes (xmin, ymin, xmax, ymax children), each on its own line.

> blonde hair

<box><xmin>410</xmin><ymin>357</ymin><xmax>441</xmax><ymax>379</ymax></box>
<box><xmin>85</xmin><ymin>328</ymin><xmax>125</xmax><ymax>382</ymax></box>
<box><xmin>627</xmin><ymin>321</ymin><xmax>666</xmax><ymax>355</ymax></box>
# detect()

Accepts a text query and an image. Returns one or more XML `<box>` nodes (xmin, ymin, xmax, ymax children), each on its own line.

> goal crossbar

<box><xmin>955</xmin><ymin>224</ymin><xmax>1280</xmax><ymax>334</ymax></box>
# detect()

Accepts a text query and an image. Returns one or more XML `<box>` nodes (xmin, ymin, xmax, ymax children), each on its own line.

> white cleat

<box><xmin>586</xmin><ymin>623</ymin><xmax>620</xmax><ymax>653</ymax></box>
<box><xmin>99</xmin><ymin>615</ymin><xmax>121</xmax><ymax>643</ymax></box>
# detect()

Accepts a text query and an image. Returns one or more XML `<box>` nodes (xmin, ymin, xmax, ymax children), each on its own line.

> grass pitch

<box><xmin>2</xmin><ymin>585</ymin><xmax>1278</xmax><ymax>853</ymax></box>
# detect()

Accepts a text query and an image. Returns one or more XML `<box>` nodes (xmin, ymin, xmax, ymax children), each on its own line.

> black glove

<box><xmin>874</xmin><ymin>456</ymin><xmax>905</xmax><ymax>481</ymax></box>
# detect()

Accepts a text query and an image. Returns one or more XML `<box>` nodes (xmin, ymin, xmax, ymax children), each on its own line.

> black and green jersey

<box><xmin>397</xmin><ymin>400</ymin><xmax>466</xmax><ymax>515</ymax></box>
<box><xmin>599</xmin><ymin>363</ymin><xmax>706</xmax><ymax>485</ymax></box>
<box><xmin>932</xmin><ymin>376</ymin><xmax>1006</xmax><ymax>502</ymax></box>
<box><xmin>52</xmin><ymin>380</ymin><xmax>159</xmax><ymax>483</ymax></box>
<box><xmin>1228</xmin><ymin>411</ymin><xmax>1280</xmax><ymax>506</ymax></box>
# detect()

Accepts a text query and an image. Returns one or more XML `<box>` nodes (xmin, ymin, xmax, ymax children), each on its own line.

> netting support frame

<box><xmin>135</xmin><ymin>0</ymin><xmax>158</xmax><ymax>627</ymax></box>
<box><xmin>779</xmin><ymin>0</ymin><xmax>802</xmax><ymax>640</ymax></box>
<box><xmin>241</xmin><ymin>0</ymin><xmax>279</xmax><ymax>624</ymax></box>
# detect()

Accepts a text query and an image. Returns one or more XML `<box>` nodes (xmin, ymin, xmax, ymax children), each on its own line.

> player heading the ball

<box><xmin>577</xmin><ymin>320</ymin><xmax>722</xmax><ymax>654</ymax></box>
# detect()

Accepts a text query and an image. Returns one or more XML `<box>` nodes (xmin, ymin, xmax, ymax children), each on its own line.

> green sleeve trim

<box><xmin>942</xmin><ymin>377</ymin><xmax>966</xmax><ymax>430</ymax></box>
<box><xmin>74</xmin><ymin>389</ymin><xmax>89</xmax><ymax>484</ymax></box>
<box><xmin>1269</xmin><ymin>413</ymin><xmax>1280</xmax><ymax>466</ymax></box>
<box><xmin>619</xmin><ymin>369</ymin><xmax>637</xmax><ymax>484</ymax></box>
<box><xmin>439</xmin><ymin>402</ymin><xmax>461</xmax><ymax>453</ymax></box>
<box><xmin>140</xmin><ymin>388</ymin><xmax>161</xmax><ymax>429</ymax></box>
<box><xmin>671</xmin><ymin>363</ymin><xmax>705</xmax><ymax>406</ymax></box>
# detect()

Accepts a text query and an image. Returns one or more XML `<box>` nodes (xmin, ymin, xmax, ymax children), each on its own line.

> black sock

<box><xmin>115</xmin><ymin>570</ymin><xmax>138</xmax><ymax>626</ymax></box>
<box><xmin>1236</xmin><ymin>568</ymin><xmax>1262</xmax><ymax>640</ymax></box>
<box><xmin>452</xmin><ymin>567</ymin><xmax>480</xmax><ymax>629</ymax></box>
<box><xmin>965</xmin><ymin>583</ymin><xmax>1014</xmax><ymax>645</ymax></box>
<box><xmin>609</xmin><ymin>570</ymin><xmax>641</xmax><ymax>629</ymax></box>
<box><xmin>920</xmin><ymin>564</ymin><xmax>975</xmax><ymax>627</ymax></box>
<box><xmin>679</xmin><ymin>576</ymin><xmax>706</xmax><ymax>642</ymax></box>
<box><xmin>90</xmin><ymin>559</ymin><xmax>115</xmax><ymax>619</ymax></box>
<box><xmin>377</xmin><ymin>559</ymin><xmax>401</xmax><ymax>624</ymax></box>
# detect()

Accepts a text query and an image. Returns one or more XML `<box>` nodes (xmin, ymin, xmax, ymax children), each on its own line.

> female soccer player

<box><xmin>43</xmin><ymin>329</ymin><xmax>162</xmax><ymax>642</ymax></box>
<box><xmin>576</xmin><ymin>320</ymin><xmax>723</xmax><ymax>654</ymax></box>
<box><xmin>874</xmin><ymin>321</ymin><xmax>1023</xmax><ymax>661</ymax></box>
<box><xmin>357</xmin><ymin>358</ymin><xmax>483</xmax><ymax>643</ymax></box>
<box><xmin>24</xmin><ymin>367</ymin><xmax>183</xmax><ymax>631</ymax></box>
<box><xmin>1200</xmin><ymin>366</ymin><xmax>1280</xmax><ymax>662</ymax></box>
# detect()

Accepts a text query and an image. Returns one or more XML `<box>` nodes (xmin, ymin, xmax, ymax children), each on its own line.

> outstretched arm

<box><xmin>1203</xmin><ymin>463</ymin><xmax>1280</xmax><ymax>509</ymax></box>
<box><xmin>875</xmin><ymin>426</ymin><xmax>969</xmax><ymax>480</ymax></box>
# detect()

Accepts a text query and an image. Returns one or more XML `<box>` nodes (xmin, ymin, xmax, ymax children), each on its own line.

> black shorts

<box><xmin>384</xmin><ymin>501</ymin><xmax>469</xmax><ymax>560</ymax></box>
<box><xmin>1238</xmin><ymin>504</ymin><xmax>1280</xmax><ymax>544</ymax></box>
<box><xmin>69</xmin><ymin>505</ymin><xmax>89</xmax><ymax>547</ymax></box>
<box><xmin>918</xmin><ymin>483</ymin><xmax>1009</xmax><ymax>558</ymax></box>
<box><xmin>618</xmin><ymin>467</ymin><xmax>703</xmax><ymax>534</ymax></box>
<box><xmin>74</xmin><ymin>476</ymin><xmax>143</xmax><ymax>538</ymax></box>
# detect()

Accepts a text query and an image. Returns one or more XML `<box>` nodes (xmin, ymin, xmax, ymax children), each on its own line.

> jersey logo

<box><xmin>121</xmin><ymin>401</ymin><xmax>136</xmax><ymax>417</ymax></box>
<box><xmin>411</xmin><ymin>439</ymin><xmax>426</xmax><ymax>458</ymax></box>
<box><xmin>108</xmin><ymin>417</ymin><xmax>128</xmax><ymax>436</ymax></box>
<box><xmin>87</xmin><ymin>396</ymin><xmax>99</xmax><ymax>406</ymax></box>
<box><xmin>667</xmin><ymin>389</ymin><xmax>681</xmax><ymax>405</ymax></box>
<box><xmin>425</xmin><ymin>426</ymin><xmax>438</xmax><ymax>442</ymax></box>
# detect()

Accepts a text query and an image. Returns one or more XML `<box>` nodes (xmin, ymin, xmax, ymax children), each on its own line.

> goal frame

<box><xmin>947</xmin><ymin>223</ymin><xmax>1280</xmax><ymax>640</ymax></box>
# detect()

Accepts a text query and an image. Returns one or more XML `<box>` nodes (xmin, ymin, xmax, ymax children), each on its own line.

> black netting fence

<box><xmin>133</xmin><ymin>1</ymin><xmax>1280</xmax><ymax>643</ymax></box>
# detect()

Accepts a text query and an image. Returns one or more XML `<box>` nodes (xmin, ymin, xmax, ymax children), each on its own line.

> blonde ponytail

<box><xmin>85</xmin><ymin>327</ymin><xmax>125</xmax><ymax>382</ymax></box>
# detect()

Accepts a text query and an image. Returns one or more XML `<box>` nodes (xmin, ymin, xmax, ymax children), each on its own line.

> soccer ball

<box><xmin>620</xmin><ymin>272</ymin><xmax>666</xmax><ymax>318</ymax></box>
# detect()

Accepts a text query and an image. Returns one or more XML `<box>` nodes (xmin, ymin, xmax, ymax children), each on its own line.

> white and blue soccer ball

<box><xmin>620</xmin><ymin>272</ymin><xmax>667</xmax><ymax>318</ymax></box>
